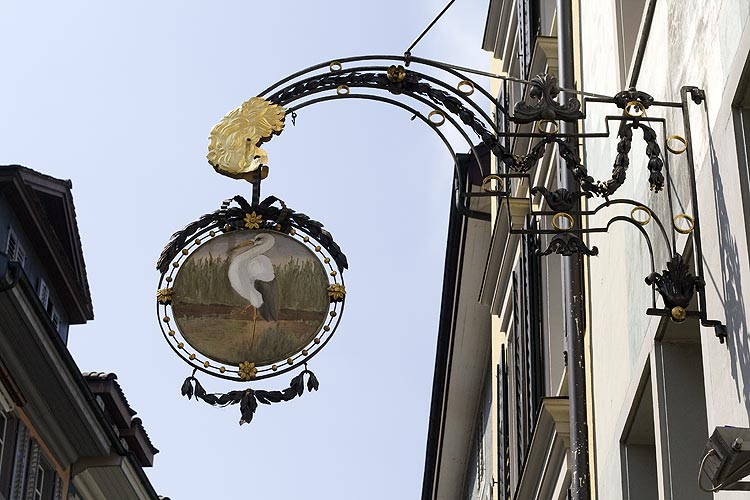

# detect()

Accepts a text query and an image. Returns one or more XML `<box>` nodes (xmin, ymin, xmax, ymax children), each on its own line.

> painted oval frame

<box><xmin>157</xmin><ymin>220</ymin><xmax>345</xmax><ymax>382</ymax></box>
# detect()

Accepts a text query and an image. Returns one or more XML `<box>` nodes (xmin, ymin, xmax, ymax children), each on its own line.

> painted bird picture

<box><xmin>227</xmin><ymin>233</ymin><xmax>280</xmax><ymax>346</ymax></box>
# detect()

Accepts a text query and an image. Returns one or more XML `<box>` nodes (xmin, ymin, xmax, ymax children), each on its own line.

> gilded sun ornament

<box><xmin>157</xmin><ymin>287</ymin><xmax>174</xmax><ymax>305</ymax></box>
<box><xmin>327</xmin><ymin>283</ymin><xmax>346</xmax><ymax>302</ymax></box>
<box><xmin>238</xmin><ymin>361</ymin><xmax>257</xmax><ymax>380</ymax></box>
<box><xmin>207</xmin><ymin>97</ymin><xmax>286</xmax><ymax>181</ymax></box>
<box><xmin>243</xmin><ymin>211</ymin><xmax>263</xmax><ymax>229</ymax></box>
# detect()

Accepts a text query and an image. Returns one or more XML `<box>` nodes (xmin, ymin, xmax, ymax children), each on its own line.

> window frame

<box><xmin>5</xmin><ymin>228</ymin><xmax>26</xmax><ymax>270</ymax></box>
<box><xmin>732</xmin><ymin>105</ymin><xmax>750</xmax><ymax>267</ymax></box>
<box><xmin>22</xmin><ymin>441</ymin><xmax>55</xmax><ymax>500</ymax></box>
<box><xmin>37</xmin><ymin>280</ymin><xmax>49</xmax><ymax>311</ymax></box>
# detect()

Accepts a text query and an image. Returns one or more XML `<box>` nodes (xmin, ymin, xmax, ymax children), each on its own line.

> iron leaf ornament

<box><xmin>512</xmin><ymin>74</ymin><xmax>584</xmax><ymax>123</ymax></box>
<box><xmin>645</xmin><ymin>254</ymin><xmax>704</xmax><ymax>321</ymax></box>
<box><xmin>511</xmin><ymin>137</ymin><xmax>554</xmax><ymax>173</ymax></box>
<box><xmin>157</xmin><ymin>196</ymin><xmax>348</xmax><ymax>274</ymax></box>
<box><xmin>613</xmin><ymin>88</ymin><xmax>655</xmax><ymax>111</ymax></box>
<box><xmin>531</xmin><ymin>187</ymin><xmax>592</xmax><ymax>212</ymax></box>
<box><xmin>538</xmin><ymin>233</ymin><xmax>599</xmax><ymax>257</ymax></box>
<box><xmin>181</xmin><ymin>369</ymin><xmax>319</xmax><ymax>425</ymax></box>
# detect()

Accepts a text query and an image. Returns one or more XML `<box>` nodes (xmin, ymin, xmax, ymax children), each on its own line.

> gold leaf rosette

<box><xmin>207</xmin><ymin>97</ymin><xmax>286</xmax><ymax>181</ymax></box>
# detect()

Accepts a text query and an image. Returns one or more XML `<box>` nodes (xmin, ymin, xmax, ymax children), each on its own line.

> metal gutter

<box><xmin>420</xmin><ymin>182</ymin><xmax>468</xmax><ymax>500</ymax></box>
<box><xmin>2</xmin><ymin>272</ymin><xmax>161</xmax><ymax>499</ymax></box>
<box><xmin>556</xmin><ymin>0</ymin><xmax>591</xmax><ymax>498</ymax></box>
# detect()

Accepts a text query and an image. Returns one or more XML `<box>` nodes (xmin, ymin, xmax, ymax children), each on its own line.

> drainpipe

<box><xmin>556</xmin><ymin>0</ymin><xmax>591</xmax><ymax>498</ymax></box>
<box><xmin>0</xmin><ymin>251</ymin><xmax>21</xmax><ymax>292</ymax></box>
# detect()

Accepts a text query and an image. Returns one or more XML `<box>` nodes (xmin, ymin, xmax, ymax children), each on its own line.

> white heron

<box><xmin>227</xmin><ymin>233</ymin><xmax>279</xmax><ymax>347</ymax></box>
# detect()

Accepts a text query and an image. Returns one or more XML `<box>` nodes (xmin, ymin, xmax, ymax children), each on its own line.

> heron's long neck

<box><xmin>253</xmin><ymin>238</ymin><xmax>274</xmax><ymax>255</ymax></box>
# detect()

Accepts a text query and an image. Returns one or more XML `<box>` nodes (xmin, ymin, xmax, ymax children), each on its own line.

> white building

<box><xmin>422</xmin><ymin>1</ymin><xmax>750</xmax><ymax>499</ymax></box>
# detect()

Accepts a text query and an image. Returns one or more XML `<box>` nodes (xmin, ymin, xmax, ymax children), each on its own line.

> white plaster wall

<box><xmin>579</xmin><ymin>0</ymin><xmax>750</xmax><ymax>497</ymax></box>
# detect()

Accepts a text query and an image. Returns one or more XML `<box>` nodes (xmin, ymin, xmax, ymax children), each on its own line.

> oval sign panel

<box><xmin>156</xmin><ymin>198</ymin><xmax>347</xmax><ymax>383</ymax></box>
<box><xmin>172</xmin><ymin>230</ymin><xmax>328</xmax><ymax>367</ymax></box>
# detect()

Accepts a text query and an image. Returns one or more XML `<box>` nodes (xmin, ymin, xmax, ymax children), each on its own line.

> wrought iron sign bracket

<box><xmin>496</xmin><ymin>77</ymin><xmax>727</xmax><ymax>342</ymax></box>
<box><xmin>156</xmin><ymin>54</ymin><xmax>733</xmax><ymax>426</ymax></box>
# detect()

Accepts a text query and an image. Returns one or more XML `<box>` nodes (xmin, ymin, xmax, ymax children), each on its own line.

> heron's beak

<box><xmin>231</xmin><ymin>239</ymin><xmax>255</xmax><ymax>251</ymax></box>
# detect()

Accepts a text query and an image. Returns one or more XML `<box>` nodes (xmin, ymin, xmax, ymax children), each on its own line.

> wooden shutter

<box><xmin>510</xmin><ymin>218</ymin><xmax>546</xmax><ymax>475</ymax></box>
<box><xmin>496</xmin><ymin>348</ymin><xmax>510</xmax><ymax>500</ymax></box>
<box><xmin>9</xmin><ymin>423</ymin><xmax>30</xmax><ymax>500</ymax></box>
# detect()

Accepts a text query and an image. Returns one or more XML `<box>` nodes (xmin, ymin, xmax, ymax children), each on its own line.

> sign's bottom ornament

<box><xmin>156</xmin><ymin>195</ymin><xmax>347</xmax><ymax>425</ymax></box>
<box><xmin>179</xmin><ymin>367</ymin><xmax>320</xmax><ymax>425</ymax></box>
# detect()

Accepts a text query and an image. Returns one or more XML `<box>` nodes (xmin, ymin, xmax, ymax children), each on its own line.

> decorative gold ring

<box><xmin>537</xmin><ymin>119</ymin><xmax>559</xmax><ymax>135</ymax></box>
<box><xmin>428</xmin><ymin>110</ymin><xmax>446</xmax><ymax>127</ymax></box>
<box><xmin>624</xmin><ymin>100</ymin><xmax>646</xmax><ymax>117</ymax></box>
<box><xmin>630</xmin><ymin>206</ymin><xmax>652</xmax><ymax>225</ymax></box>
<box><xmin>336</xmin><ymin>85</ymin><xmax>350</xmax><ymax>95</ymax></box>
<box><xmin>457</xmin><ymin>80</ymin><xmax>475</xmax><ymax>96</ymax></box>
<box><xmin>552</xmin><ymin>212</ymin><xmax>575</xmax><ymax>231</ymax></box>
<box><xmin>481</xmin><ymin>174</ymin><xmax>504</xmax><ymax>193</ymax></box>
<box><xmin>673</xmin><ymin>213</ymin><xmax>695</xmax><ymax>234</ymax></box>
<box><xmin>666</xmin><ymin>135</ymin><xmax>688</xmax><ymax>154</ymax></box>
<box><xmin>329</xmin><ymin>61</ymin><xmax>342</xmax><ymax>72</ymax></box>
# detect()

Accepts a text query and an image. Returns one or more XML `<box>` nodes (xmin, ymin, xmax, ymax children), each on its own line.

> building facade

<box><xmin>422</xmin><ymin>1</ymin><xmax>750</xmax><ymax>499</ymax></box>
<box><xmin>0</xmin><ymin>165</ymin><xmax>168</xmax><ymax>500</ymax></box>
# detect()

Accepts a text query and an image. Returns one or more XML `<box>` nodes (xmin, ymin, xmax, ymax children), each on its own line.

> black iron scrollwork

<box><xmin>555</xmin><ymin>122</ymin><xmax>664</xmax><ymax>198</ymax></box>
<box><xmin>610</xmin><ymin>123</ymin><xmax>633</xmax><ymax>195</ymax></box>
<box><xmin>604</xmin><ymin>123</ymin><xmax>665</xmax><ymax>196</ymax></box>
<box><xmin>538</xmin><ymin>233</ymin><xmax>599</xmax><ymax>257</ymax></box>
<box><xmin>556</xmin><ymin>139</ymin><xmax>599</xmax><ymax>194</ymax></box>
<box><xmin>157</xmin><ymin>196</ymin><xmax>348</xmax><ymax>274</ymax></box>
<box><xmin>181</xmin><ymin>369</ymin><xmax>319</xmax><ymax>425</ymax></box>
<box><xmin>613</xmin><ymin>88</ymin><xmax>655</xmax><ymax>111</ymax></box>
<box><xmin>267</xmin><ymin>69</ymin><xmax>522</xmax><ymax>170</ymax></box>
<box><xmin>687</xmin><ymin>87</ymin><xmax>706</xmax><ymax>105</ymax></box>
<box><xmin>512</xmin><ymin>74</ymin><xmax>584</xmax><ymax>124</ymax></box>
<box><xmin>511</xmin><ymin>138</ymin><xmax>553</xmax><ymax>173</ymax></box>
<box><xmin>531</xmin><ymin>187</ymin><xmax>591</xmax><ymax>212</ymax></box>
<box><xmin>642</xmin><ymin>125</ymin><xmax>665</xmax><ymax>192</ymax></box>
<box><xmin>645</xmin><ymin>254</ymin><xmax>703</xmax><ymax>309</ymax></box>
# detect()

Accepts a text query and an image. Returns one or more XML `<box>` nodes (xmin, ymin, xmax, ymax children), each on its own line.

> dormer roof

<box><xmin>82</xmin><ymin>372</ymin><xmax>160</xmax><ymax>468</ymax></box>
<box><xmin>0</xmin><ymin>164</ymin><xmax>93</xmax><ymax>323</ymax></box>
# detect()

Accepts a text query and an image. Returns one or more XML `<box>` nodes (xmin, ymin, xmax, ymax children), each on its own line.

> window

<box><xmin>496</xmin><ymin>348</ymin><xmax>510</xmax><ymax>500</ymax></box>
<box><xmin>20</xmin><ymin>441</ymin><xmax>55</xmax><ymax>500</ymax></box>
<box><xmin>32</xmin><ymin>463</ymin><xmax>45</xmax><ymax>500</ymax></box>
<box><xmin>509</xmin><ymin>219</ymin><xmax>545</xmax><ymax>473</ymax></box>
<box><xmin>653</xmin><ymin>321</ymin><xmax>710</xmax><ymax>498</ymax></box>
<box><xmin>0</xmin><ymin>413</ymin><xmax>18</xmax><ymax>498</ymax></box>
<box><xmin>464</xmin><ymin>374</ymin><xmax>493</xmax><ymax>500</ymax></box>
<box><xmin>733</xmin><ymin>100</ymin><xmax>750</xmax><ymax>266</ymax></box>
<box><xmin>0</xmin><ymin>414</ymin><xmax>6</xmax><ymax>459</ymax></box>
<box><xmin>6</xmin><ymin>228</ymin><xmax>26</xmax><ymax>269</ymax></box>
<box><xmin>0</xmin><ymin>413</ymin><xmax>6</xmax><ymax>484</ymax></box>
<box><xmin>9</xmin><ymin>423</ymin><xmax>31</xmax><ymax>499</ymax></box>
<box><xmin>620</xmin><ymin>373</ymin><xmax>658</xmax><ymax>500</ymax></box>
<box><xmin>38</xmin><ymin>280</ymin><xmax>49</xmax><ymax>310</ymax></box>
<box><xmin>36</xmin><ymin>279</ymin><xmax>60</xmax><ymax>332</ymax></box>
<box><xmin>49</xmin><ymin>309</ymin><xmax>60</xmax><ymax>332</ymax></box>
<box><xmin>517</xmin><ymin>0</ymin><xmax>536</xmax><ymax>79</ymax></box>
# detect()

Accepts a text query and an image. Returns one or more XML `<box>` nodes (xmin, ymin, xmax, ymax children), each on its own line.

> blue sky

<box><xmin>0</xmin><ymin>1</ymin><xmax>490</xmax><ymax>498</ymax></box>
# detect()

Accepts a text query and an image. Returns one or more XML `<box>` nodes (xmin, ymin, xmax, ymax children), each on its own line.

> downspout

<box><xmin>0</xmin><ymin>251</ymin><xmax>21</xmax><ymax>292</ymax></box>
<box><xmin>556</xmin><ymin>0</ymin><xmax>591</xmax><ymax>498</ymax></box>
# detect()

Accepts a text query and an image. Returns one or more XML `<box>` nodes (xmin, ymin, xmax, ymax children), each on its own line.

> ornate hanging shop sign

<box><xmin>156</xmin><ymin>98</ymin><xmax>347</xmax><ymax>425</ymax></box>
<box><xmin>157</xmin><ymin>53</ymin><xmax>733</xmax><ymax>424</ymax></box>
